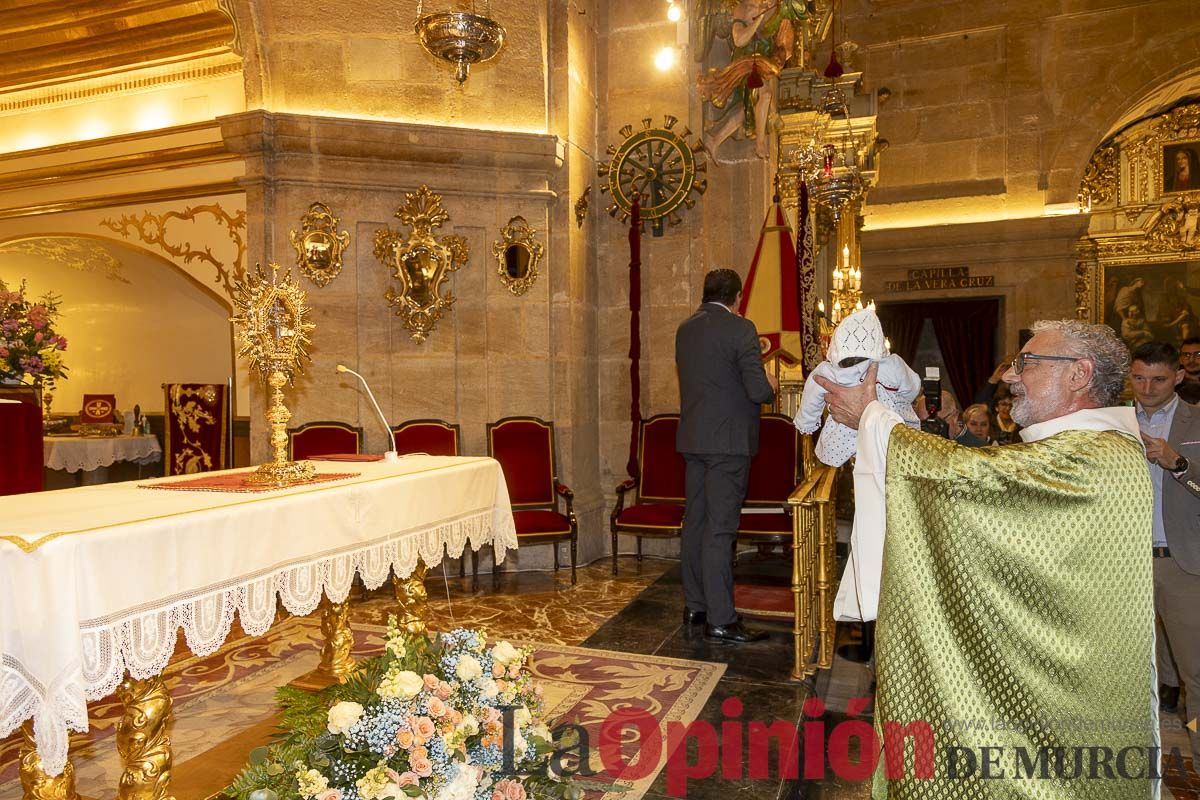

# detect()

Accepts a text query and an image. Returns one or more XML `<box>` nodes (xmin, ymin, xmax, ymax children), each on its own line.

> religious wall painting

<box><xmin>1163</xmin><ymin>142</ymin><xmax>1200</xmax><ymax>194</ymax></box>
<box><xmin>1102</xmin><ymin>260</ymin><xmax>1200</xmax><ymax>349</ymax></box>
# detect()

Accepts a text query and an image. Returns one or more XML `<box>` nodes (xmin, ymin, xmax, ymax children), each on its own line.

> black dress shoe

<box><xmin>1160</xmin><ymin>684</ymin><xmax>1181</xmax><ymax>714</ymax></box>
<box><xmin>704</xmin><ymin>621</ymin><xmax>767</xmax><ymax>643</ymax></box>
<box><xmin>683</xmin><ymin>608</ymin><xmax>707</xmax><ymax>626</ymax></box>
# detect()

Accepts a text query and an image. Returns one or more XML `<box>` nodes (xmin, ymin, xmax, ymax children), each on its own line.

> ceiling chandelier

<box><xmin>415</xmin><ymin>0</ymin><xmax>506</xmax><ymax>84</ymax></box>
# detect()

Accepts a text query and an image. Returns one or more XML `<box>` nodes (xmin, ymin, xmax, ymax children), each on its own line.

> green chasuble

<box><xmin>874</xmin><ymin>426</ymin><xmax>1154</xmax><ymax>799</ymax></box>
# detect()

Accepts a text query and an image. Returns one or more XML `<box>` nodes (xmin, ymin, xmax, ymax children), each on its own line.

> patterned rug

<box><xmin>0</xmin><ymin>615</ymin><xmax>723</xmax><ymax>800</ymax></box>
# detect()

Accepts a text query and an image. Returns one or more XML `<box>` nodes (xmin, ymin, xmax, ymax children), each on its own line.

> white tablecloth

<box><xmin>43</xmin><ymin>434</ymin><xmax>162</xmax><ymax>473</ymax></box>
<box><xmin>0</xmin><ymin>456</ymin><xmax>517</xmax><ymax>776</ymax></box>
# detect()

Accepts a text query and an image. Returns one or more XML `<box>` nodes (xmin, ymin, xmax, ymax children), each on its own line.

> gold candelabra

<box><xmin>828</xmin><ymin>244</ymin><xmax>864</xmax><ymax>325</ymax></box>
<box><xmin>230</xmin><ymin>263</ymin><xmax>317</xmax><ymax>487</ymax></box>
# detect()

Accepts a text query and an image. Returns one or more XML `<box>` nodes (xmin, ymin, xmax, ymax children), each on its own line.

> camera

<box><xmin>920</xmin><ymin>367</ymin><xmax>950</xmax><ymax>438</ymax></box>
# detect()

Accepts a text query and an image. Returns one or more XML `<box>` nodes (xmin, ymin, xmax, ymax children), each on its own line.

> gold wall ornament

<box><xmin>0</xmin><ymin>237</ymin><xmax>128</xmax><ymax>283</ymax></box>
<box><xmin>101</xmin><ymin>203</ymin><xmax>246</xmax><ymax>296</ymax></box>
<box><xmin>290</xmin><ymin>202</ymin><xmax>350</xmax><ymax>287</ymax></box>
<box><xmin>1078</xmin><ymin>142</ymin><xmax>1119</xmax><ymax>210</ymax></box>
<box><xmin>18</xmin><ymin>721</ymin><xmax>80</xmax><ymax>800</ymax></box>
<box><xmin>374</xmin><ymin>185</ymin><xmax>468</xmax><ymax>343</ymax></box>
<box><xmin>574</xmin><ymin>185</ymin><xmax>591</xmax><ymax>228</ymax></box>
<box><xmin>116</xmin><ymin>675</ymin><xmax>173</xmax><ymax>800</ymax></box>
<box><xmin>230</xmin><ymin>263</ymin><xmax>318</xmax><ymax>486</ymax></box>
<box><xmin>415</xmin><ymin>0</ymin><xmax>506</xmax><ymax>84</ymax></box>
<box><xmin>598</xmin><ymin>115</ymin><xmax>707</xmax><ymax>234</ymax></box>
<box><xmin>492</xmin><ymin>216</ymin><xmax>544</xmax><ymax>296</ymax></box>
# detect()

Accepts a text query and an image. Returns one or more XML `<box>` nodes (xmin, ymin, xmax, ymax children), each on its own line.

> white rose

<box><xmin>530</xmin><ymin>722</ymin><xmax>551</xmax><ymax>742</ymax></box>
<box><xmin>455</xmin><ymin>654</ymin><xmax>483</xmax><ymax>681</ymax></box>
<box><xmin>326</xmin><ymin>701</ymin><xmax>364</xmax><ymax>735</ymax></box>
<box><xmin>478</xmin><ymin>678</ymin><xmax>499</xmax><ymax>699</ymax></box>
<box><xmin>490</xmin><ymin>641</ymin><xmax>521</xmax><ymax>666</ymax></box>
<box><xmin>392</xmin><ymin>670</ymin><xmax>425</xmax><ymax>699</ymax></box>
<box><xmin>459</xmin><ymin>713</ymin><xmax>480</xmax><ymax>736</ymax></box>
<box><xmin>514</xmin><ymin>706</ymin><xmax>532</xmax><ymax>728</ymax></box>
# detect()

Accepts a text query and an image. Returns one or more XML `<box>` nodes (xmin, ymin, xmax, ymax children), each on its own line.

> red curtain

<box><xmin>877</xmin><ymin>299</ymin><xmax>999</xmax><ymax>406</ymax></box>
<box><xmin>875</xmin><ymin>302</ymin><xmax>925</xmax><ymax>365</ymax></box>
<box><xmin>931</xmin><ymin>299</ymin><xmax>999</xmax><ymax>409</ymax></box>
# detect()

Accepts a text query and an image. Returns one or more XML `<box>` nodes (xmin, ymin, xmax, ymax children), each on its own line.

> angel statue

<box><xmin>695</xmin><ymin>0</ymin><xmax>808</xmax><ymax>164</ymax></box>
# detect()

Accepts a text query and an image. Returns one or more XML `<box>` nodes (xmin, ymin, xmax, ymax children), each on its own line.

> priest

<box><xmin>817</xmin><ymin>320</ymin><xmax>1156</xmax><ymax>799</ymax></box>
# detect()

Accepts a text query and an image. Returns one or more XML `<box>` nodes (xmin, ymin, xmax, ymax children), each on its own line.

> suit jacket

<box><xmin>1165</xmin><ymin>399</ymin><xmax>1200</xmax><ymax>575</ymax></box>
<box><xmin>675</xmin><ymin>303</ymin><xmax>775</xmax><ymax>456</ymax></box>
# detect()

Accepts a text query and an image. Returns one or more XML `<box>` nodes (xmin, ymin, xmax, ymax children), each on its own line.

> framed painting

<box><xmin>1163</xmin><ymin>142</ymin><xmax>1200</xmax><ymax>194</ymax></box>
<box><xmin>1102</xmin><ymin>260</ymin><xmax>1200</xmax><ymax>349</ymax></box>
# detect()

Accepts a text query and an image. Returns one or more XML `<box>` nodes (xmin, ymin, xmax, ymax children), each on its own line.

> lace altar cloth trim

<box><xmin>43</xmin><ymin>434</ymin><xmax>162</xmax><ymax>473</ymax></box>
<box><xmin>139</xmin><ymin>471</ymin><xmax>359</xmax><ymax>492</ymax></box>
<box><xmin>0</xmin><ymin>507</ymin><xmax>515</xmax><ymax>777</ymax></box>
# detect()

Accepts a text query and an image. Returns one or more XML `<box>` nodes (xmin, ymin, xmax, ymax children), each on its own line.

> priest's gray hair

<box><xmin>1031</xmin><ymin>319</ymin><xmax>1130</xmax><ymax>407</ymax></box>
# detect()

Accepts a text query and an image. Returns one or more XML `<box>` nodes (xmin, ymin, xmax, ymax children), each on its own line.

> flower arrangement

<box><xmin>0</xmin><ymin>279</ymin><xmax>68</xmax><ymax>389</ymax></box>
<box><xmin>226</xmin><ymin>618</ymin><xmax>584</xmax><ymax>800</ymax></box>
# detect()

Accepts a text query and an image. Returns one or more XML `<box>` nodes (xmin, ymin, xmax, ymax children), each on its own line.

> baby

<box><xmin>794</xmin><ymin>307</ymin><xmax>920</xmax><ymax>466</ymax></box>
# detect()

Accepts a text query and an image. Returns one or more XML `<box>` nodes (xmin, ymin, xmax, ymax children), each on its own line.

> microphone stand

<box><xmin>336</xmin><ymin>365</ymin><xmax>399</xmax><ymax>462</ymax></box>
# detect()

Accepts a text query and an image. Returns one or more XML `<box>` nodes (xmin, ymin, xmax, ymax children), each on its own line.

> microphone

<box><xmin>336</xmin><ymin>364</ymin><xmax>400</xmax><ymax>463</ymax></box>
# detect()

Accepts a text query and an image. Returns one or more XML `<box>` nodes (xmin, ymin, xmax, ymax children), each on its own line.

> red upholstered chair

<box><xmin>288</xmin><ymin>421</ymin><xmax>363</xmax><ymax>460</ymax></box>
<box><xmin>487</xmin><ymin>416</ymin><xmax>577</xmax><ymax>585</ymax></box>
<box><xmin>610</xmin><ymin>414</ymin><xmax>686</xmax><ymax>575</ymax></box>
<box><xmin>80</xmin><ymin>394</ymin><xmax>117</xmax><ymax>423</ymax></box>
<box><xmin>736</xmin><ymin>413</ymin><xmax>802</xmax><ymax>550</ymax></box>
<box><xmin>393</xmin><ymin>419</ymin><xmax>461</xmax><ymax>456</ymax></box>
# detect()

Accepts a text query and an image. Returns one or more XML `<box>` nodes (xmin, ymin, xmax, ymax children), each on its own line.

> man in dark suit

<box><xmin>675</xmin><ymin>268</ymin><xmax>777</xmax><ymax>644</ymax></box>
<box><xmin>1131</xmin><ymin>342</ymin><xmax>1200</xmax><ymax>769</ymax></box>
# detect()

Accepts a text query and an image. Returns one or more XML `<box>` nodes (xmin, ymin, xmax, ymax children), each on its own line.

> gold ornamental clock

<box><xmin>598</xmin><ymin>115</ymin><xmax>707</xmax><ymax>234</ymax></box>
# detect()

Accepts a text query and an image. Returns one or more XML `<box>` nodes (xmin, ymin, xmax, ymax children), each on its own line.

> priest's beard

<box><xmin>1009</xmin><ymin>388</ymin><xmax>1036</xmax><ymax>427</ymax></box>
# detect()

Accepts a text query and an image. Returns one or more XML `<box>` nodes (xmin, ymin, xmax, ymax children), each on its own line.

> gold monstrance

<box><xmin>231</xmin><ymin>263</ymin><xmax>318</xmax><ymax>486</ymax></box>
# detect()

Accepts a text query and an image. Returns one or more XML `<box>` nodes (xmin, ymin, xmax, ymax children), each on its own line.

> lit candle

<box><xmin>855</xmin><ymin>299</ymin><xmax>863</xmax><ymax>311</ymax></box>
<box><xmin>817</xmin><ymin>299</ymin><xmax>825</xmax><ymax>315</ymax></box>
<box><xmin>842</xmin><ymin>244</ymin><xmax>850</xmax><ymax>270</ymax></box>
<box><xmin>884</xmin><ymin>336</ymin><xmax>891</xmax><ymax>351</ymax></box>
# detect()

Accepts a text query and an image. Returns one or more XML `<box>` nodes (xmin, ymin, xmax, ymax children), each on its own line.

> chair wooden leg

<box><xmin>554</xmin><ymin>543</ymin><xmax>560</xmax><ymax>572</ymax></box>
<box><xmin>637</xmin><ymin>536</ymin><xmax>643</xmax><ymax>562</ymax></box>
<box><xmin>570</xmin><ymin>534</ymin><xmax>577</xmax><ymax>585</ymax></box>
<box><xmin>612</xmin><ymin>529</ymin><xmax>619</xmax><ymax>576</ymax></box>
<box><xmin>471</xmin><ymin>549</ymin><xmax>479</xmax><ymax>592</ymax></box>
<box><xmin>459</xmin><ymin>554</ymin><xmax>466</xmax><ymax>578</ymax></box>
<box><xmin>492</xmin><ymin>546</ymin><xmax>500</xmax><ymax>590</ymax></box>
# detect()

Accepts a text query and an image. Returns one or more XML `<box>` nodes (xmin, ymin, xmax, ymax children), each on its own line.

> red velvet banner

<box><xmin>0</xmin><ymin>401</ymin><xmax>42</xmax><ymax>495</ymax></box>
<box><xmin>163</xmin><ymin>383</ymin><xmax>228</xmax><ymax>476</ymax></box>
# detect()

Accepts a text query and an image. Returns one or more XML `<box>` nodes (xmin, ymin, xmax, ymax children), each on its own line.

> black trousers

<box><xmin>681</xmin><ymin>453</ymin><xmax>750</xmax><ymax>627</ymax></box>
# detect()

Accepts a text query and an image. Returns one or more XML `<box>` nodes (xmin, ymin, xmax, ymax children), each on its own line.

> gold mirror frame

<box><xmin>491</xmin><ymin>216</ymin><xmax>543</xmax><ymax>296</ymax></box>
<box><xmin>1077</xmin><ymin>102</ymin><xmax>1200</xmax><ymax>334</ymax></box>
<box><xmin>373</xmin><ymin>185</ymin><xmax>468</xmax><ymax>343</ymax></box>
<box><xmin>290</xmin><ymin>202</ymin><xmax>350</xmax><ymax>287</ymax></box>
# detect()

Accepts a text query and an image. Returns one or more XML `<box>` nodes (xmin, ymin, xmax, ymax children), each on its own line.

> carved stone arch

<box><xmin>218</xmin><ymin>0</ymin><xmax>273</xmax><ymax>110</ymax></box>
<box><xmin>1046</xmin><ymin>41</ymin><xmax>1200</xmax><ymax>205</ymax></box>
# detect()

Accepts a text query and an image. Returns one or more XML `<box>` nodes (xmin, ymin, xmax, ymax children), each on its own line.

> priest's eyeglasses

<box><xmin>1011</xmin><ymin>353</ymin><xmax>1082</xmax><ymax>374</ymax></box>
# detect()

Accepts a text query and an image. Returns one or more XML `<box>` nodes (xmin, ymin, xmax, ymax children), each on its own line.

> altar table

<box><xmin>0</xmin><ymin>456</ymin><xmax>517</xmax><ymax>781</ymax></box>
<box><xmin>43</xmin><ymin>433</ymin><xmax>162</xmax><ymax>484</ymax></box>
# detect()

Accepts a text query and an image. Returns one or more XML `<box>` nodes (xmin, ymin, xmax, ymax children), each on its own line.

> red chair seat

<box><xmin>616</xmin><ymin>503</ymin><xmax>685</xmax><ymax>529</ymax></box>
<box><xmin>513</xmin><ymin>509</ymin><xmax>573</xmax><ymax>535</ymax></box>
<box><xmin>737</xmin><ymin>511</ymin><xmax>792</xmax><ymax>534</ymax></box>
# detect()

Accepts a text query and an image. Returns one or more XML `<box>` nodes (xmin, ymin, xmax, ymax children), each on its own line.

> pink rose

<box><xmin>424</xmin><ymin>674</ymin><xmax>440</xmax><ymax>691</ymax></box>
<box><xmin>413</xmin><ymin>716</ymin><xmax>436</xmax><ymax>740</ymax></box>
<box><xmin>427</xmin><ymin>697</ymin><xmax>447</xmax><ymax>718</ymax></box>
<box><xmin>503</xmin><ymin>780</ymin><xmax>527</xmax><ymax>800</ymax></box>
<box><xmin>447</xmin><ymin>708</ymin><xmax>463</xmax><ymax>726</ymax></box>
<box><xmin>482</xmin><ymin>707</ymin><xmax>502</xmax><ymax>726</ymax></box>
<box><xmin>33</xmin><ymin>332</ymin><xmax>42</xmax><ymax>343</ymax></box>
<box><xmin>396</xmin><ymin>729</ymin><xmax>415</xmax><ymax>749</ymax></box>
<box><xmin>396</xmin><ymin>772</ymin><xmax>420</xmax><ymax>787</ymax></box>
<box><xmin>436</xmin><ymin>681</ymin><xmax>453</xmax><ymax>700</ymax></box>
<box><xmin>492</xmin><ymin>792</ymin><xmax>505</xmax><ymax>800</ymax></box>
<box><xmin>411</xmin><ymin>756</ymin><xmax>434</xmax><ymax>777</ymax></box>
<box><xmin>317</xmin><ymin>791</ymin><xmax>343</xmax><ymax>800</ymax></box>
<box><xmin>508</xmin><ymin>664</ymin><xmax>521</xmax><ymax>679</ymax></box>
<box><xmin>412</xmin><ymin>746</ymin><xmax>428</xmax><ymax>761</ymax></box>
<box><xmin>492</xmin><ymin>662</ymin><xmax>505</xmax><ymax>678</ymax></box>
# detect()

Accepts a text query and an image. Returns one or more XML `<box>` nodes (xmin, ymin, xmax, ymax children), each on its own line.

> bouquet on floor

<box><xmin>226</xmin><ymin>617</ymin><xmax>582</xmax><ymax>800</ymax></box>
<box><xmin>0</xmin><ymin>279</ymin><xmax>68</xmax><ymax>389</ymax></box>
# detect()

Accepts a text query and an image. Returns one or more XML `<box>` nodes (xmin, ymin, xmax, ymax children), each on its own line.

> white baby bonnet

<box><xmin>827</xmin><ymin>307</ymin><xmax>886</xmax><ymax>364</ymax></box>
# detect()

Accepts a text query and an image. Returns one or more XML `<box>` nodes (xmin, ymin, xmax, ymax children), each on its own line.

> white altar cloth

<box><xmin>43</xmin><ymin>433</ymin><xmax>162</xmax><ymax>473</ymax></box>
<box><xmin>0</xmin><ymin>455</ymin><xmax>517</xmax><ymax>776</ymax></box>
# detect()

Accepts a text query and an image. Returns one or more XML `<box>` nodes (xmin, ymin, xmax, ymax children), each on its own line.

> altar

<box><xmin>0</xmin><ymin>455</ymin><xmax>517</xmax><ymax>789</ymax></box>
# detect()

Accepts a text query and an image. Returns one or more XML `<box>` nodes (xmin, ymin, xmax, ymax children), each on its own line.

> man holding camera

<box><xmin>817</xmin><ymin>320</ymin><xmax>1155</xmax><ymax>796</ymax></box>
<box><xmin>1131</xmin><ymin>341</ymin><xmax>1200</xmax><ymax>770</ymax></box>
